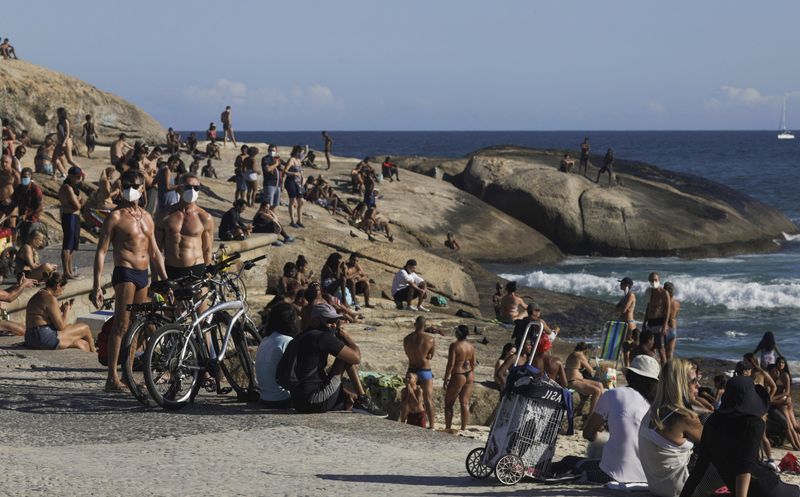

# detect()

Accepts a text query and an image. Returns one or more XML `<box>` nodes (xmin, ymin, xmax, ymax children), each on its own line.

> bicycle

<box><xmin>143</xmin><ymin>253</ymin><xmax>265</xmax><ymax>410</ymax></box>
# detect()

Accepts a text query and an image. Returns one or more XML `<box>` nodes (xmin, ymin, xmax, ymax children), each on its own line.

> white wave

<box><xmin>723</xmin><ymin>330</ymin><xmax>748</xmax><ymax>338</ymax></box>
<box><xmin>783</xmin><ymin>232</ymin><xmax>800</xmax><ymax>242</ymax></box>
<box><xmin>700</xmin><ymin>258</ymin><xmax>744</xmax><ymax>264</ymax></box>
<box><xmin>500</xmin><ymin>270</ymin><xmax>800</xmax><ymax>310</ymax></box>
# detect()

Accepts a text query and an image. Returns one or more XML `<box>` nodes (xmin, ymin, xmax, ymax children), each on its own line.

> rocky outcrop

<box><xmin>0</xmin><ymin>60</ymin><xmax>164</xmax><ymax>145</ymax></box>
<box><xmin>462</xmin><ymin>146</ymin><xmax>798</xmax><ymax>257</ymax></box>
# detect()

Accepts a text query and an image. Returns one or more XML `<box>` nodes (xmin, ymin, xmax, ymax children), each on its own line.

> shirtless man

<box><xmin>92</xmin><ymin>170</ymin><xmax>167</xmax><ymax>392</ymax></box>
<box><xmin>58</xmin><ymin>166</ymin><xmax>85</xmax><ymax>279</ymax></box>
<box><xmin>0</xmin><ymin>39</ymin><xmax>18</xmax><ymax>60</ymax></box>
<box><xmin>559</xmin><ymin>153</ymin><xmax>575</xmax><ymax>173</ymax></box>
<box><xmin>499</xmin><ymin>281</ymin><xmax>526</xmax><ymax>324</ymax></box>
<box><xmin>565</xmin><ymin>342</ymin><xmax>604</xmax><ymax>414</ymax></box>
<box><xmin>221</xmin><ymin>106</ymin><xmax>236</xmax><ymax>147</ymax></box>
<box><xmin>643</xmin><ymin>271</ymin><xmax>671</xmax><ymax>364</ymax></box>
<box><xmin>82</xmin><ymin>115</ymin><xmax>97</xmax><ymax>159</ymax></box>
<box><xmin>0</xmin><ymin>153</ymin><xmax>20</xmax><ymax>229</ymax></box>
<box><xmin>403</xmin><ymin>316</ymin><xmax>436</xmax><ymax>429</ymax></box>
<box><xmin>141</xmin><ymin>146</ymin><xmax>161</xmax><ymax>214</ymax></box>
<box><xmin>155</xmin><ymin>174</ymin><xmax>214</xmax><ymax>283</ymax></box>
<box><xmin>579</xmin><ymin>137</ymin><xmax>591</xmax><ymax>176</ymax></box>
<box><xmin>322</xmin><ymin>131</ymin><xmax>333</xmax><ymax>170</ymax></box>
<box><xmin>443</xmin><ymin>325</ymin><xmax>476</xmax><ymax>432</ymax></box>
<box><xmin>110</xmin><ymin>134</ymin><xmax>132</xmax><ymax>167</ymax></box>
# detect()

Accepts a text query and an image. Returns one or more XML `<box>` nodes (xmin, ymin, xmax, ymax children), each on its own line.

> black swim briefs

<box><xmin>111</xmin><ymin>267</ymin><xmax>149</xmax><ymax>291</ymax></box>
<box><xmin>165</xmin><ymin>263</ymin><xmax>207</xmax><ymax>281</ymax></box>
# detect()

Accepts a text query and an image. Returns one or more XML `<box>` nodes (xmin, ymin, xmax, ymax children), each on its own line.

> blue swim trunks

<box><xmin>407</xmin><ymin>368</ymin><xmax>433</xmax><ymax>383</ymax></box>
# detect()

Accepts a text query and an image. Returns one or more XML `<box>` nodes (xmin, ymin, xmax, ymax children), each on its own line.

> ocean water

<box><xmin>227</xmin><ymin>131</ymin><xmax>800</xmax><ymax>365</ymax></box>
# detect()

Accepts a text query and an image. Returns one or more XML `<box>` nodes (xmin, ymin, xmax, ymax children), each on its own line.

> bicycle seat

<box><xmin>150</xmin><ymin>280</ymin><xmax>179</xmax><ymax>294</ymax></box>
<box><xmin>126</xmin><ymin>302</ymin><xmax>170</xmax><ymax>313</ymax></box>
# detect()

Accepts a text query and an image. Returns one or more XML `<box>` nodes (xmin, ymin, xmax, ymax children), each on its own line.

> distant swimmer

<box><xmin>322</xmin><ymin>131</ymin><xmax>333</xmax><ymax>170</ymax></box>
<box><xmin>221</xmin><ymin>106</ymin><xmax>237</xmax><ymax>147</ymax></box>
<box><xmin>595</xmin><ymin>148</ymin><xmax>614</xmax><ymax>186</ymax></box>
<box><xmin>499</xmin><ymin>281</ymin><xmax>526</xmax><ymax>324</ymax></box>
<box><xmin>579</xmin><ymin>137</ymin><xmax>591</xmax><ymax>176</ymax></box>
<box><xmin>643</xmin><ymin>272</ymin><xmax>671</xmax><ymax>364</ymax></box>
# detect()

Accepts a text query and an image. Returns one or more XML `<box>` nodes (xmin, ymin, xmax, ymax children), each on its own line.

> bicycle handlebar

<box><xmin>206</xmin><ymin>251</ymin><xmax>241</xmax><ymax>276</ymax></box>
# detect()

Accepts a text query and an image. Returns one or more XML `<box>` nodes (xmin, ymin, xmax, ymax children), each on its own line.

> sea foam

<box><xmin>500</xmin><ymin>270</ymin><xmax>800</xmax><ymax>310</ymax></box>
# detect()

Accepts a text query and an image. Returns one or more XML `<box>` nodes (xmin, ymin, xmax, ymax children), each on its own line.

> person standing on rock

<box><xmin>322</xmin><ymin>131</ymin><xmax>333</xmax><ymax>170</ymax></box>
<box><xmin>12</xmin><ymin>167</ymin><xmax>44</xmax><ymax>245</ymax></box>
<box><xmin>443</xmin><ymin>324</ymin><xmax>476</xmax><ymax>432</ymax></box>
<box><xmin>155</xmin><ymin>174</ymin><xmax>214</xmax><ymax>282</ymax></box>
<box><xmin>92</xmin><ymin>170</ymin><xmax>167</xmax><ymax>392</ymax></box>
<box><xmin>579</xmin><ymin>137</ymin><xmax>591</xmax><ymax>176</ymax></box>
<box><xmin>643</xmin><ymin>272</ymin><xmax>671</xmax><ymax>365</ymax></box>
<box><xmin>110</xmin><ymin>133</ymin><xmax>132</xmax><ymax>167</ymax></box>
<box><xmin>221</xmin><ymin>106</ymin><xmax>236</xmax><ymax>147</ymax></box>
<box><xmin>499</xmin><ymin>281</ymin><xmax>526</xmax><ymax>324</ymax></box>
<box><xmin>261</xmin><ymin>144</ymin><xmax>283</xmax><ymax>208</ymax></box>
<box><xmin>595</xmin><ymin>148</ymin><xmax>615</xmax><ymax>186</ymax></box>
<box><xmin>403</xmin><ymin>316</ymin><xmax>437</xmax><ymax>429</ymax></box>
<box><xmin>54</xmin><ymin>108</ymin><xmax>79</xmax><ymax>175</ymax></box>
<box><xmin>285</xmin><ymin>145</ymin><xmax>306</xmax><ymax>228</ymax></box>
<box><xmin>81</xmin><ymin>115</ymin><xmax>97</xmax><ymax>159</ymax></box>
<box><xmin>59</xmin><ymin>166</ymin><xmax>85</xmax><ymax>279</ymax></box>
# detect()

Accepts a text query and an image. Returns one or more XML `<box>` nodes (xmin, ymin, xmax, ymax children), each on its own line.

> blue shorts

<box><xmin>408</xmin><ymin>368</ymin><xmax>433</xmax><ymax>383</ymax></box>
<box><xmin>264</xmin><ymin>185</ymin><xmax>281</xmax><ymax>207</ymax></box>
<box><xmin>666</xmin><ymin>328</ymin><xmax>677</xmax><ymax>343</ymax></box>
<box><xmin>61</xmin><ymin>213</ymin><xmax>80</xmax><ymax>251</ymax></box>
<box><xmin>25</xmin><ymin>325</ymin><xmax>59</xmax><ymax>350</ymax></box>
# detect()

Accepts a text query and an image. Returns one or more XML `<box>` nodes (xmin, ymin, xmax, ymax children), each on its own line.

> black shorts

<box><xmin>647</xmin><ymin>318</ymin><xmax>666</xmax><ymax>349</ymax></box>
<box><xmin>393</xmin><ymin>286</ymin><xmax>418</xmax><ymax>303</ymax></box>
<box><xmin>165</xmin><ymin>263</ymin><xmax>207</xmax><ymax>281</ymax></box>
<box><xmin>61</xmin><ymin>213</ymin><xmax>80</xmax><ymax>251</ymax></box>
<box><xmin>293</xmin><ymin>376</ymin><xmax>347</xmax><ymax>413</ymax></box>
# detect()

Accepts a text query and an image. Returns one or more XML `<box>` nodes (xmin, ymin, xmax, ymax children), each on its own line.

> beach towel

<box><xmin>84</xmin><ymin>208</ymin><xmax>112</xmax><ymax>230</ymax></box>
<box><xmin>600</xmin><ymin>321</ymin><xmax>627</xmax><ymax>363</ymax></box>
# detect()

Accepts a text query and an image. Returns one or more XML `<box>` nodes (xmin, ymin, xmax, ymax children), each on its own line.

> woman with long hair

<box><xmin>753</xmin><ymin>331</ymin><xmax>782</xmax><ymax>369</ymax></box>
<box><xmin>320</xmin><ymin>252</ymin><xmax>346</xmax><ymax>300</ymax></box>
<box><xmin>285</xmin><ymin>145</ymin><xmax>305</xmax><ymax>228</ymax></box>
<box><xmin>53</xmin><ymin>108</ymin><xmax>78</xmax><ymax>175</ymax></box>
<box><xmin>639</xmin><ymin>359</ymin><xmax>707</xmax><ymax>497</ymax></box>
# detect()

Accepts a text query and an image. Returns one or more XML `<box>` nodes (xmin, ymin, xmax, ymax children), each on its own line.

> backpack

<box><xmin>275</xmin><ymin>334</ymin><xmax>302</xmax><ymax>391</ymax></box>
<box><xmin>430</xmin><ymin>295</ymin><xmax>447</xmax><ymax>307</ymax></box>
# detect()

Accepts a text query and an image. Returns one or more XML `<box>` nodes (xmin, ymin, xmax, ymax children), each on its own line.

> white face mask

<box><xmin>122</xmin><ymin>187</ymin><xmax>141</xmax><ymax>202</ymax></box>
<box><xmin>182</xmin><ymin>188</ymin><xmax>199</xmax><ymax>203</ymax></box>
<box><xmin>650</xmin><ymin>281</ymin><xmax>660</xmax><ymax>289</ymax></box>
<box><xmin>269</xmin><ymin>151</ymin><xmax>276</xmax><ymax>157</ymax></box>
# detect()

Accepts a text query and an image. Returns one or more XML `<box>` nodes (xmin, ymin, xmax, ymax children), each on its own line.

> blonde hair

<box><xmin>650</xmin><ymin>358</ymin><xmax>698</xmax><ymax>431</ymax></box>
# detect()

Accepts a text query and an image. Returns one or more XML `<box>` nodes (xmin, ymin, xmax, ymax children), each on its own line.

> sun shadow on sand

<box><xmin>317</xmin><ymin>474</ymin><xmax>605</xmax><ymax>496</ymax></box>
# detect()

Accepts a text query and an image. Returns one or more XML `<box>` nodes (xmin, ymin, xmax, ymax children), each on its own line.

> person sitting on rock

<box><xmin>35</xmin><ymin>135</ymin><xmax>56</xmax><ymax>176</ymax></box>
<box><xmin>444</xmin><ymin>232</ymin><xmax>460</xmax><ymax>251</ymax></box>
<box><xmin>499</xmin><ymin>281</ymin><xmax>526</xmax><ymax>324</ymax></box>
<box><xmin>559</xmin><ymin>153</ymin><xmax>575</xmax><ymax>173</ymax></box>
<box><xmin>276</xmin><ymin>262</ymin><xmax>299</xmax><ymax>297</ymax></box>
<box><xmin>166</xmin><ymin>128</ymin><xmax>181</xmax><ymax>154</ymax></box>
<box><xmin>255</xmin><ymin>302</ymin><xmax>300</xmax><ymax>409</ymax></box>
<box><xmin>391</xmin><ymin>259</ymin><xmax>429</xmax><ymax>312</ymax></box>
<box><xmin>381</xmin><ymin>156</ymin><xmax>400</xmax><ymax>181</ymax></box>
<box><xmin>218</xmin><ymin>199</ymin><xmax>250</xmax><ymax>241</ymax></box>
<box><xmin>360</xmin><ymin>206</ymin><xmax>393</xmax><ymax>243</ymax></box>
<box><xmin>345</xmin><ymin>253</ymin><xmax>372</xmax><ymax>308</ymax></box>
<box><xmin>631</xmin><ymin>328</ymin><xmax>657</xmax><ymax>360</ymax></box>
<box><xmin>201</xmin><ymin>159</ymin><xmax>217</xmax><ymax>179</ymax></box>
<box><xmin>185</xmin><ymin>132</ymin><xmax>198</xmax><ymax>154</ymax></box>
<box><xmin>295</xmin><ymin>255</ymin><xmax>313</xmax><ymax>289</ymax></box>
<box><xmin>252</xmin><ymin>202</ymin><xmax>293</xmax><ymax>244</ymax></box>
<box><xmin>0</xmin><ymin>39</ymin><xmax>18</xmax><ymax>60</ymax></box>
<box><xmin>15</xmin><ymin>229</ymin><xmax>56</xmax><ymax>282</ymax></box>
<box><xmin>205</xmin><ymin>141</ymin><xmax>221</xmax><ymax>160</ymax></box>
<box><xmin>0</xmin><ymin>274</ymin><xmax>36</xmax><ymax>336</ymax></box>
<box><xmin>565</xmin><ymin>342</ymin><xmax>604</xmax><ymax>414</ymax></box>
<box><xmin>289</xmin><ymin>302</ymin><xmax>386</xmax><ymax>416</ymax></box>
<box><xmin>24</xmin><ymin>272</ymin><xmax>95</xmax><ymax>352</ymax></box>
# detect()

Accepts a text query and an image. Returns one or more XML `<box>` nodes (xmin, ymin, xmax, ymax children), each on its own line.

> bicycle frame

<box><xmin>178</xmin><ymin>300</ymin><xmax>246</xmax><ymax>366</ymax></box>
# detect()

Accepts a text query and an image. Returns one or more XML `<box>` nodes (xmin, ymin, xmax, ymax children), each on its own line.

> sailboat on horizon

<box><xmin>778</xmin><ymin>96</ymin><xmax>795</xmax><ymax>140</ymax></box>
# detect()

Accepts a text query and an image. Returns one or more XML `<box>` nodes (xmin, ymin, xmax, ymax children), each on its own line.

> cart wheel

<box><xmin>465</xmin><ymin>448</ymin><xmax>493</xmax><ymax>479</ymax></box>
<box><xmin>495</xmin><ymin>454</ymin><xmax>525</xmax><ymax>485</ymax></box>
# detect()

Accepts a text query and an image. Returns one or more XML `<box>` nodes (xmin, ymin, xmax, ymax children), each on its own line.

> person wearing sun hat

<box><xmin>579</xmin><ymin>355</ymin><xmax>661</xmax><ymax>484</ymax></box>
<box><xmin>680</xmin><ymin>375</ymin><xmax>800</xmax><ymax>497</ymax></box>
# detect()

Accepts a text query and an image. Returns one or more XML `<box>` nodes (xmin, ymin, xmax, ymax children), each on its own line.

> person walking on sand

<box><xmin>644</xmin><ymin>272</ymin><xmax>671</xmax><ymax>365</ymax></box>
<box><xmin>322</xmin><ymin>131</ymin><xmax>333</xmax><ymax>170</ymax></box>
<box><xmin>221</xmin><ymin>106</ymin><xmax>236</xmax><ymax>147</ymax></box>
<box><xmin>92</xmin><ymin>170</ymin><xmax>167</xmax><ymax>393</ymax></box>
<box><xmin>81</xmin><ymin>115</ymin><xmax>97</xmax><ymax>159</ymax></box>
<box><xmin>59</xmin><ymin>166</ymin><xmax>85</xmax><ymax>279</ymax></box>
<box><xmin>663</xmin><ymin>282</ymin><xmax>680</xmax><ymax>361</ymax></box>
<box><xmin>25</xmin><ymin>273</ymin><xmax>95</xmax><ymax>352</ymax></box>
<box><xmin>499</xmin><ymin>281</ymin><xmax>526</xmax><ymax>324</ymax></box>
<box><xmin>404</xmin><ymin>316</ymin><xmax>437</xmax><ymax>429</ymax></box>
<box><xmin>443</xmin><ymin>325</ymin><xmax>476</xmax><ymax>433</ymax></box>
<box><xmin>579</xmin><ymin>137</ymin><xmax>591</xmax><ymax>176</ymax></box>
<box><xmin>595</xmin><ymin>148</ymin><xmax>615</xmax><ymax>186</ymax></box>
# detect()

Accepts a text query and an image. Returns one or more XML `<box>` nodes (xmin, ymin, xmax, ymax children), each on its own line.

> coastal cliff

<box><xmin>0</xmin><ymin>60</ymin><xmax>164</xmax><ymax>145</ymax></box>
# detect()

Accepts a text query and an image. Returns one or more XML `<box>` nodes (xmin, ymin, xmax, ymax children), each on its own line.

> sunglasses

<box><xmin>184</xmin><ymin>185</ymin><xmax>201</xmax><ymax>191</ymax></box>
<box><xmin>122</xmin><ymin>183</ymin><xmax>142</xmax><ymax>189</ymax></box>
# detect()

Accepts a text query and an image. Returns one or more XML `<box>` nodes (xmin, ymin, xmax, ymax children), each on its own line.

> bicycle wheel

<box><xmin>122</xmin><ymin>315</ymin><xmax>168</xmax><ymax>406</ymax></box>
<box><xmin>215</xmin><ymin>316</ymin><xmax>261</xmax><ymax>397</ymax></box>
<box><xmin>144</xmin><ymin>324</ymin><xmax>203</xmax><ymax>410</ymax></box>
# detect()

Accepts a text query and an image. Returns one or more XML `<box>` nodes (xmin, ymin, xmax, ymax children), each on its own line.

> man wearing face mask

<box><xmin>261</xmin><ymin>144</ymin><xmax>283</xmax><ymax>208</ymax></box>
<box><xmin>92</xmin><ymin>170</ymin><xmax>168</xmax><ymax>393</ymax></box>
<box><xmin>58</xmin><ymin>166</ymin><xmax>85</xmax><ymax>279</ymax></box>
<box><xmin>643</xmin><ymin>272</ymin><xmax>671</xmax><ymax>365</ymax></box>
<box><xmin>155</xmin><ymin>154</ymin><xmax>181</xmax><ymax>211</ymax></box>
<box><xmin>12</xmin><ymin>167</ymin><xmax>44</xmax><ymax>245</ymax></box>
<box><xmin>155</xmin><ymin>174</ymin><xmax>214</xmax><ymax>281</ymax></box>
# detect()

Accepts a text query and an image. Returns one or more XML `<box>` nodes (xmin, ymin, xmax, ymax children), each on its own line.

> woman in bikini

<box><xmin>35</xmin><ymin>135</ymin><xmax>56</xmax><ymax>176</ymax></box>
<box><xmin>494</xmin><ymin>343</ymin><xmax>517</xmax><ymax>390</ymax></box>
<box><xmin>243</xmin><ymin>146</ymin><xmax>259</xmax><ymax>206</ymax></box>
<box><xmin>768</xmin><ymin>360</ymin><xmax>800</xmax><ymax>449</ymax></box>
<box><xmin>53</xmin><ymin>107</ymin><xmax>78</xmax><ymax>176</ymax></box>
<box><xmin>443</xmin><ymin>325</ymin><xmax>476</xmax><ymax>432</ymax></box>
<box><xmin>565</xmin><ymin>342</ymin><xmax>604</xmax><ymax>415</ymax></box>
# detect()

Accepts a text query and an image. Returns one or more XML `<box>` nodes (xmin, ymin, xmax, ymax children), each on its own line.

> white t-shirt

<box><xmin>255</xmin><ymin>332</ymin><xmax>293</xmax><ymax>402</ymax></box>
<box><xmin>638</xmin><ymin>413</ymin><xmax>694</xmax><ymax>497</ymax></box>
<box><xmin>594</xmin><ymin>386</ymin><xmax>650</xmax><ymax>483</ymax></box>
<box><xmin>391</xmin><ymin>269</ymin><xmax>423</xmax><ymax>295</ymax></box>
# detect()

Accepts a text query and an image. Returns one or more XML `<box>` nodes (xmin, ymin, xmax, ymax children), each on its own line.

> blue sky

<box><xmin>6</xmin><ymin>1</ymin><xmax>800</xmax><ymax>130</ymax></box>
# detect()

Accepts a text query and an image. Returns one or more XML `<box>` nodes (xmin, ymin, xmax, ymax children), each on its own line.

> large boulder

<box><xmin>0</xmin><ymin>60</ymin><xmax>164</xmax><ymax>145</ymax></box>
<box><xmin>463</xmin><ymin>146</ymin><xmax>798</xmax><ymax>257</ymax></box>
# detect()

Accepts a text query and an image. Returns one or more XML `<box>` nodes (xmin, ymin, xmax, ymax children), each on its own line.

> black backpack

<box><xmin>275</xmin><ymin>334</ymin><xmax>302</xmax><ymax>391</ymax></box>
